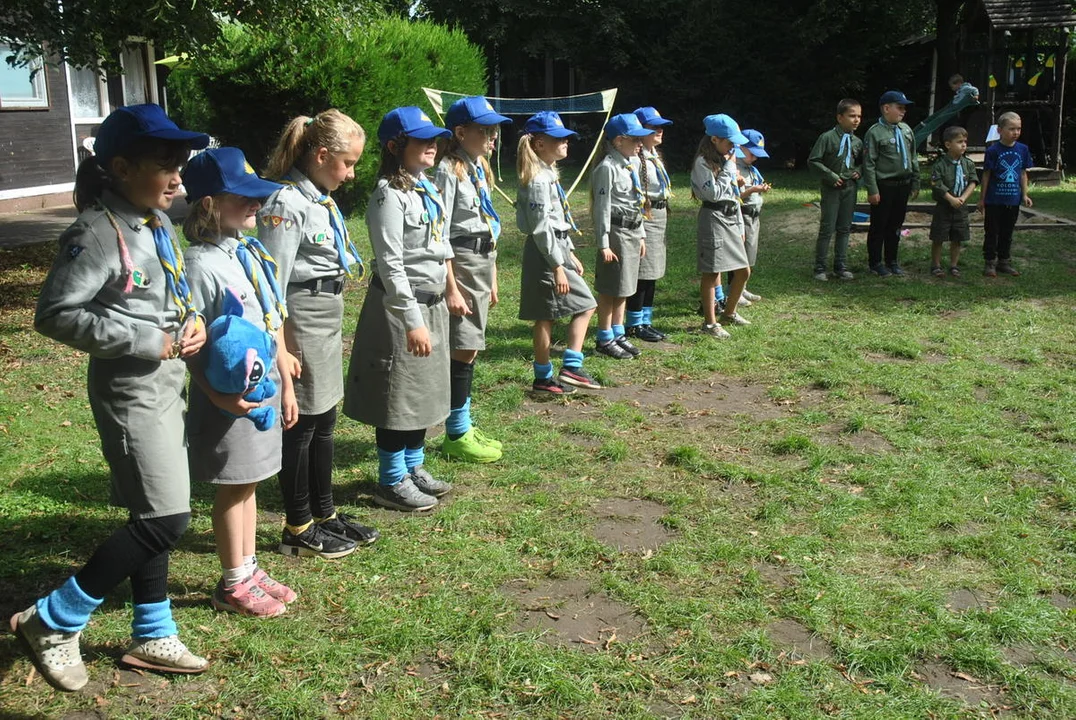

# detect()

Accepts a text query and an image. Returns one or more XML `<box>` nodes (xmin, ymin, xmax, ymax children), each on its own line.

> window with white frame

<box><xmin>69</xmin><ymin>65</ymin><xmax>107</xmax><ymax>120</ymax></box>
<box><xmin>122</xmin><ymin>46</ymin><xmax>148</xmax><ymax>106</ymax></box>
<box><xmin>0</xmin><ymin>44</ymin><xmax>49</xmax><ymax>109</ymax></box>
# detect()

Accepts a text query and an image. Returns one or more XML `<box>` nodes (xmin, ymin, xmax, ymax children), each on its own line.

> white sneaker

<box><xmin>737</xmin><ymin>297</ymin><xmax>753</xmax><ymax>307</ymax></box>
<box><xmin>122</xmin><ymin>635</ymin><xmax>209</xmax><ymax>674</ymax></box>
<box><xmin>700</xmin><ymin>323</ymin><xmax>731</xmax><ymax>339</ymax></box>
<box><xmin>813</xmin><ymin>271</ymin><xmax>829</xmax><ymax>281</ymax></box>
<box><xmin>742</xmin><ymin>289</ymin><xmax>762</xmax><ymax>302</ymax></box>
<box><xmin>719</xmin><ymin>312</ymin><xmax>751</xmax><ymax>326</ymax></box>
<box><xmin>9</xmin><ymin>605</ymin><xmax>88</xmax><ymax>692</ymax></box>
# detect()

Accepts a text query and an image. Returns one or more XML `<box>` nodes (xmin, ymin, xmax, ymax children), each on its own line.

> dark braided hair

<box><xmin>636</xmin><ymin>145</ymin><xmax>651</xmax><ymax>215</ymax></box>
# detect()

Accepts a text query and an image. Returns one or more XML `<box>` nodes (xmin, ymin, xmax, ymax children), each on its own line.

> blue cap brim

<box><xmin>227</xmin><ymin>174</ymin><xmax>286</xmax><ymax>199</ymax></box>
<box><xmin>739</xmin><ymin>145</ymin><xmax>768</xmax><ymax>158</ymax></box>
<box><xmin>406</xmin><ymin>126</ymin><xmax>452</xmax><ymax>140</ymax></box>
<box><xmin>471</xmin><ymin>111</ymin><xmax>512</xmax><ymax>125</ymax></box>
<box><xmin>728</xmin><ymin>130</ymin><xmax>750</xmax><ymax>145</ymax></box>
<box><xmin>152</xmin><ymin>128</ymin><xmax>211</xmax><ymax>149</ymax></box>
<box><xmin>625</xmin><ymin>128</ymin><xmax>655</xmax><ymax>137</ymax></box>
<box><xmin>645</xmin><ymin>118</ymin><xmax>673</xmax><ymax>127</ymax></box>
<box><xmin>541</xmin><ymin>128</ymin><xmax>578</xmax><ymax>138</ymax></box>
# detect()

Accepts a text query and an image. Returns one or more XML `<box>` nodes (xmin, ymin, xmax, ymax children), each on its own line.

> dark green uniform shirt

<box><xmin>863</xmin><ymin>120</ymin><xmax>919</xmax><ymax>195</ymax></box>
<box><xmin>930</xmin><ymin>154</ymin><xmax>978</xmax><ymax>203</ymax></box>
<box><xmin>808</xmin><ymin>126</ymin><xmax>864</xmax><ymax>186</ymax></box>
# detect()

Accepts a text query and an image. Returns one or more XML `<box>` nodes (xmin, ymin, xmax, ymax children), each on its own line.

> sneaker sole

<box><xmin>371</xmin><ymin>495</ymin><xmax>438</xmax><ymax>512</ymax></box>
<box><xmin>558</xmin><ymin>375</ymin><xmax>602</xmax><ymax>390</ymax></box>
<box><xmin>9</xmin><ymin>613</ymin><xmax>88</xmax><ymax>692</ymax></box>
<box><xmin>443</xmin><ymin>448</ymin><xmax>502</xmax><ymax>463</ymax></box>
<box><xmin>210</xmin><ymin>595</ymin><xmax>287</xmax><ymax>618</ymax></box>
<box><xmin>120</xmin><ymin>653</ymin><xmax>208</xmax><ymax>675</ymax></box>
<box><xmin>276</xmin><ymin>542</ymin><xmax>357</xmax><ymax>559</ymax></box>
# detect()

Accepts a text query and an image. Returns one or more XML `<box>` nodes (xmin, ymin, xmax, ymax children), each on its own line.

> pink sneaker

<box><xmin>211</xmin><ymin>576</ymin><xmax>286</xmax><ymax>618</ymax></box>
<box><xmin>252</xmin><ymin>568</ymin><xmax>297</xmax><ymax>604</ymax></box>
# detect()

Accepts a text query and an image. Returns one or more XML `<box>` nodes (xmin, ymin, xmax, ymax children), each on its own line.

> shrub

<box><xmin>168</xmin><ymin>13</ymin><xmax>486</xmax><ymax>212</ymax></box>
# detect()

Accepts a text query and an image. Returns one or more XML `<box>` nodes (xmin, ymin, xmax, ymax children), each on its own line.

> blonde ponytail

<box><xmin>517</xmin><ymin>133</ymin><xmax>552</xmax><ymax>187</ymax></box>
<box><xmin>265</xmin><ymin>109</ymin><xmax>365</xmax><ymax>180</ymax></box>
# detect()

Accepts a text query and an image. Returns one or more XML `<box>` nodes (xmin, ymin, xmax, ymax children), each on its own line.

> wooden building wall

<box><xmin>0</xmin><ymin>60</ymin><xmax>75</xmax><ymax>193</ymax></box>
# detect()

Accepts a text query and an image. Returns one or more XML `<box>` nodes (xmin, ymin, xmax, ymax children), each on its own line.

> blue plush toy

<box><xmin>203</xmin><ymin>289</ymin><xmax>278</xmax><ymax>431</ymax></box>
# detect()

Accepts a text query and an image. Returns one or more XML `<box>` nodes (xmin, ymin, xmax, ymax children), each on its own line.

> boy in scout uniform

<box><xmin>864</xmin><ymin>90</ymin><xmax>919</xmax><ymax>277</ymax></box>
<box><xmin>344</xmin><ymin>107</ymin><xmax>456</xmax><ymax>512</ymax></box>
<box><xmin>435</xmin><ymin>96</ymin><xmax>511</xmax><ymax>464</ymax></box>
<box><xmin>808</xmin><ymin>99</ymin><xmax>863</xmax><ymax>280</ymax></box>
<box><xmin>929</xmin><ymin>126</ymin><xmax>978</xmax><ymax>277</ymax></box>
<box><xmin>260</xmin><ymin>109</ymin><xmax>379</xmax><ymax>557</ymax></box>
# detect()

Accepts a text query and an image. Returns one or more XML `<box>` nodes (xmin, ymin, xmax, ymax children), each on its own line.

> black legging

<box><xmin>75</xmin><ymin>512</ymin><xmax>190</xmax><ymax>604</ymax></box>
<box><xmin>626</xmin><ymin>279</ymin><xmax>656</xmax><ymax>312</ymax></box>
<box><xmin>375</xmin><ymin>427</ymin><xmax>426</xmax><ymax>452</ymax></box>
<box><xmin>279</xmin><ymin>407</ymin><xmax>337</xmax><ymax>527</ymax></box>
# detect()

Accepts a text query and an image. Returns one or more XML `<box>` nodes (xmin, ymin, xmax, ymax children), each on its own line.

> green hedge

<box><xmin>168</xmin><ymin>14</ymin><xmax>486</xmax><ymax>212</ymax></box>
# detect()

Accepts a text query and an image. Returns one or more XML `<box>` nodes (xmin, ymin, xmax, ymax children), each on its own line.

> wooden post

<box><xmin>1055</xmin><ymin>31</ymin><xmax>1068</xmax><ymax>171</ymax></box>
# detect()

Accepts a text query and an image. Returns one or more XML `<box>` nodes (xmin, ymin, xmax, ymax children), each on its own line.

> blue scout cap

<box><xmin>604</xmin><ymin>113</ymin><xmax>655</xmax><ymax>138</ymax></box>
<box><xmin>879</xmin><ymin>90</ymin><xmax>914</xmax><ymax>106</ymax></box>
<box><xmin>633</xmin><ymin>106</ymin><xmax>673</xmax><ymax>127</ymax></box>
<box><xmin>703</xmin><ymin>114</ymin><xmax>749</xmax><ymax>145</ymax></box>
<box><xmin>94</xmin><ymin>104</ymin><xmax>209</xmax><ymax>164</ymax></box>
<box><xmin>182</xmin><ymin>147</ymin><xmax>284</xmax><ymax>203</ymax></box>
<box><xmin>377</xmin><ymin>106</ymin><xmax>451</xmax><ymax>145</ymax></box>
<box><xmin>445</xmin><ymin>96</ymin><xmax>511</xmax><ymax>128</ymax></box>
<box><xmin>523</xmin><ymin>111</ymin><xmax>578</xmax><ymax>138</ymax></box>
<box><xmin>734</xmin><ymin>129</ymin><xmax>769</xmax><ymax>159</ymax></box>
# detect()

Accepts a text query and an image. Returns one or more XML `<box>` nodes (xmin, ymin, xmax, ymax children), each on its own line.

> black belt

<box><xmin>370</xmin><ymin>274</ymin><xmax>444</xmax><ymax>307</ymax></box>
<box><xmin>292</xmin><ymin>277</ymin><xmax>345</xmax><ymax>295</ymax></box>
<box><xmin>450</xmin><ymin>235</ymin><xmax>496</xmax><ymax>254</ymax></box>
<box><xmin>878</xmin><ymin>178</ymin><xmax>913</xmax><ymax>188</ymax></box>
<box><xmin>610</xmin><ymin>215</ymin><xmax>643</xmax><ymax>230</ymax></box>
<box><xmin>702</xmin><ymin>200</ymin><xmax>739</xmax><ymax>215</ymax></box>
<box><xmin>650</xmin><ymin>199</ymin><xmax>668</xmax><ymax>210</ymax></box>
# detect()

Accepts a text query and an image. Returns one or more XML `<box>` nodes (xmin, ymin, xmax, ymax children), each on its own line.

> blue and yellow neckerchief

<box><xmin>747</xmin><ymin>164</ymin><xmax>765</xmax><ymax>186</ymax></box>
<box><xmin>622</xmin><ymin>156</ymin><xmax>649</xmax><ymax>218</ymax></box>
<box><xmin>555</xmin><ymin>181</ymin><xmax>580</xmax><ymax>235</ymax></box>
<box><xmin>414</xmin><ymin>175</ymin><xmax>447</xmax><ymax>243</ymax></box>
<box><xmin>468</xmin><ymin>160</ymin><xmax>501</xmax><ymax>243</ymax></box>
<box><xmin>144</xmin><ymin>214</ymin><xmax>197</xmax><ymax>321</ymax></box>
<box><xmin>315</xmin><ymin>194</ymin><xmax>364</xmax><ymax>277</ymax></box>
<box><xmin>236</xmin><ymin>235</ymin><xmax>288</xmax><ymax>332</ymax></box>
<box><xmin>648</xmin><ymin>151</ymin><xmax>672</xmax><ymax>199</ymax></box>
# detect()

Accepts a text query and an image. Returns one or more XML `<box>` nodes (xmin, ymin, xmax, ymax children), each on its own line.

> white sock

<box><xmin>222</xmin><ymin>565</ymin><xmax>249</xmax><ymax>588</ymax></box>
<box><xmin>244</xmin><ymin>554</ymin><xmax>257</xmax><ymax>574</ymax></box>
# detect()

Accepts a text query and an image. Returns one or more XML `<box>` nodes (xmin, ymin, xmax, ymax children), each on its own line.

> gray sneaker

<box><xmin>9</xmin><ymin>605</ymin><xmax>88</xmax><ymax>691</ymax></box>
<box><xmin>373</xmin><ymin>476</ymin><xmax>438</xmax><ymax>512</ymax></box>
<box><xmin>835</xmin><ymin>269</ymin><xmax>854</xmax><ymax>280</ymax></box>
<box><xmin>121</xmin><ymin>634</ymin><xmax>208</xmax><ymax>674</ymax></box>
<box><xmin>410</xmin><ymin>465</ymin><xmax>453</xmax><ymax>497</ymax></box>
<box><xmin>741</xmin><ymin>289</ymin><xmax>762</xmax><ymax>302</ymax></box>
<box><xmin>813</xmin><ymin>271</ymin><xmax>829</xmax><ymax>281</ymax></box>
<box><xmin>719</xmin><ymin>312</ymin><xmax>751</xmax><ymax>326</ymax></box>
<box><xmin>700</xmin><ymin>323</ymin><xmax>731</xmax><ymax>339</ymax></box>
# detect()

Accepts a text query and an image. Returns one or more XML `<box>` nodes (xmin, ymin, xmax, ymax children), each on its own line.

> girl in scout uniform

<box><xmin>15</xmin><ymin>104</ymin><xmax>210</xmax><ymax>691</ymax></box>
<box><xmin>343</xmin><ymin>107</ymin><xmax>456</xmax><ymax>512</ymax></box>
<box><xmin>692</xmin><ymin>114</ymin><xmax>752</xmax><ymax>339</ymax></box>
<box><xmin>260</xmin><ymin>109</ymin><xmax>379</xmax><ymax>557</ymax></box>
<box><xmin>590</xmin><ymin>113</ymin><xmax>653</xmax><ymax>360</ymax></box>
<box><xmin>434</xmin><ymin>97</ymin><xmax>511</xmax><ymax>464</ymax></box>
<box><xmin>182</xmin><ymin>147</ymin><xmax>300</xmax><ymax>617</ymax></box>
<box><xmin>733</xmin><ymin>129</ymin><xmax>771</xmax><ymax>304</ymax></box>
<box><xmin>625</xmin><ymin>106</ymin><xmax>673</xmax><ymax>343</ymax></box>
<box><xmin>516</xmin><ymin>111</ymin><xmax>600</xmax><ymax>395</ymax></box>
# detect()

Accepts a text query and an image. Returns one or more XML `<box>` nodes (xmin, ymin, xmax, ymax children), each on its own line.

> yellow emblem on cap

<box><xmin>420</xmin><ymin>112</ymin><xmax>431</xmax><ymax>122</ymax></box>
<box><xmin>553</xmin><ymin>116</ymin><xmax>562</xmax><ymax>126</ymax></box>
<box><xmin>485</xmin><ymin>101</ymin><xmax>494</xmax><ymax>111</ymax></box>
<box><xmin>757</xmin><ymin>138</ymin><xmax>765</xmax><ymax>148</ymax></box>
<box><xmin>244</xmin><ymin>161</ymin><xmax>255</xmax><ymax>174</ymax></box>
<box><xmin>654</xmin><ymin>110</ymin><xmax>662</xmax><ymax>118</ymax></box>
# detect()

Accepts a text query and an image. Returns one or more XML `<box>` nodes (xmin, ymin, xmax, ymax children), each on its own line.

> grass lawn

<box><xmin>1</xmin><ymin>169</ymin><xmax>1074</xmax><ymax>719</ymax></box>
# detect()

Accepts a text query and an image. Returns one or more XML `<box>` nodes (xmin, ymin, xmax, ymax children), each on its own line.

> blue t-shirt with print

<box><xmin>984</xmin><ymin>141</ymin><xmax>1033</xmax><ymax>206</ymax></box>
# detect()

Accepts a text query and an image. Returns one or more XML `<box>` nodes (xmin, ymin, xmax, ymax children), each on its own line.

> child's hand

<box><xmin>281</xmin><ymin>387</ymin><xmax>299</xmax><ymax>430</ymax></box>
<box><xmin>1024</xmin><ymin>195</ymin><xmax>1033</xmax><ymax>208</ymax></box>
<box><xmin>446</xmin><ymin>288</ymin><xmax>473</xmax><ymax>317</ymax></box>
<box><xmin>868</xmin><ymin>193</ymin><xmax>881</xmax><ymax>206</ymax></box>
<box><xmin>601</xmin><ymin>248</ymin><xmax>619</xmax><ymax>264</ymax></box>
<box><xmin>490</xmin><ymin>281</ymin><xmax>499</xmax><ymax>308</ymax></box>
<box><xmin>572</xmin><ymin>254</ymin><xmax>585</xmax><ymax>276</ymax></box>
<box><xmin>948</xmin><ymin>196</ymin><xmax>963</xmax><ymax>209</ymax></box>
<box><xmin>760</xmin><ymin>183</ymin><xmax>772</xmax><ymax>193</ymax></box>
<box><xmin>851</xmin><ymin>171</ymin><xmax>861</xmax><ymax>180</ymax></box>
<box><xmin>280</xmin><ymin>349</ymin><xmax>302</xmax><ymax>379</ymax></box>
<box><xmin>977</xmin><ymin>198</ymin><xmax>986</xmax><ymax>212</ymax></box>
<box><xmin>406</xmin><ymin>327</ymin><xmax>432</xmax><ymax>357</ymax></box>
<box><xmin>910</xmin><ymin>189</ymin><xmax>919</xmax><ymax>201</ymax></box>
<box><xmin>833</xmin><ymin>178</ymin><xmax>845</xmax><ymax>188</ymax></box>
<box><xmin>210</xmin><ymin>390</ymin><xmax>260</xmax><ymax>417</ymax></box>
<box><xmin>553</xmin><ymin>266</ymin><xmax>570</xmax><ymax>295</ymax></box>
<box><xmin>178</xmin><ymin>316</ymin><xmax>206</xmax><ymax>359</ymax></box>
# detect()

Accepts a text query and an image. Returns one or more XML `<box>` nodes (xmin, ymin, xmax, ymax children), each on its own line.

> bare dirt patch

<box><xmin>1001</xmin><ymin>643</ymin><xmax>1039</xmax><ymax>667</ymax></box>
<box><xmin>984</xmin><ymin>356</ymin><xmax>1027</xmax><ymax>372</ymax></box>
<box><xmin>817</xmin><ymin>424</ymin><xmax>895</xmax><ymax>454</ymax></box>
<box><xmin>864</xmin><ymin>352</ymin><xmax>915</xmax><ymax>366</ymax></box>
<box><xmin>502</xmin><ymin>578</ymin><xmax>649</xmax><ymax>652</ymax></box>
<box><xmin>945</xmin><ymin>588</ymin><xmax>998</xmax><ymax>613</ymax></box>
<box><xmin>767</xmin><ymin>619</ymin><xmax>836</xmax><ymax>661</ymax></box>
<box><xmin>1044</xmin><ymin>591</ymin><xmax>1074</xmax><ymax>611</ymax></box>
<box><xmin>867</xmin><ymin>390</ymin><xmax>898</xmax><ymax>405</ymax></box>
<box><xmin>591</xmin><ymin>498</ymin><xmax>677</xmax><ymax>553</ymax></box>
<box><xmin>914</xmin><ymin>661</ymin><xmax>1009</xmax><ymax>712</ymax></box>
<box><xmin>752</xmin><ymin>563</ymin><xmax>804</xmax><ymax>592</ymax></box>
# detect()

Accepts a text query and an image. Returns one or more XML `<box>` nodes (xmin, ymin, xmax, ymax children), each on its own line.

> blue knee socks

<box><xmin>562</xmin><ymin>349</ymin><xmax>584</xmax><ymax>370</ymax></box>
<box><xmin>714</xmin><ymin>285</ymin><xmax>726</xmax><ymax>303</ymax></box>
<box><xmin>377</xmin><ymin>447</ymin><xmax>407</xmax><ymax>487</ymax></box>
<box><xmin>132</xmin><ymin>598</ymin><xmax>177</xmax><ymax>639</ymax></box>
<box><xmin>36</xmin><ymin>576</ymin><xmax>103</xmax><ymax>633</ymax></box>
<box><xmin>597</xmin><ymin>328</ymin><xmax>615</xmax><ymax>344</ymax></box>
<box><xmin>405</xmin><ymin>445</ymin><xmax>425</xmax><ymax>473</ymax></box>
<box><xmin>612</xmin><ymin>324</ymin><xmax>625</xmax><ymax>338</ymax></box>
<box><xmin>643</xmin><ymin>306</ymin><xmax>654</xmax><ymax>325</ymax></box>
<box><xmin>625</xmin><ymin>310</ymin><xmax>644</xmax><ymax>328</ymax></box>
<box><xmin>446</xmin><ymin>397</ymin><xmax>472</xmax><ymax>439</ymax></box>
<box><xmin>533</xmin><ymin>361</ymin><xmax>553</xmax><ymax>380</ymax></box>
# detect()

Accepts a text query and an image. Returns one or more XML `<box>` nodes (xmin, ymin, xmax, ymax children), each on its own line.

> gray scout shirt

<box><xmin>366</xmin><ymin>176</ymin><xmax>454</xmax><ymax>332</ymax></box>
<box><xmin>35</xmin><ymin>189</ymin><xmax>187</xmax><ymax>360</ymax></box>
<box><xmin>641</xmin><ymin>150</ymin><xmax>670</xmax><ymax>201</ymax></box>
<box><xmin>516</xmin><ymin>163</ymin><xmax>574</xmax><ymax>268</ymax></box>
<box><xmin>736</xmin><ymin>158</ymin><xmax>765</xmax><ymax>213</ymax></box>
<box><xmin>691</xmin><ymin>155</ymin><xmax>745</xmax><ymax>233</ymax></box>
<box><xmin>435</xmin><ymin>154</ymin><xmax>494</xmax><ymax>243</ymax></box>
<box><xmin>183</xmin><ymin>235</ymin><xmax>284</xmax><ymax>333</ymax></box>
<box><xmin>258</xmin><ymin>169</ymin><xmax>343</xmax><ymax>287</ymax></box>
<box><xmin>591</xmin><ymin>152</ymin><xmax>643</xmax><ymax>249</ymax></box>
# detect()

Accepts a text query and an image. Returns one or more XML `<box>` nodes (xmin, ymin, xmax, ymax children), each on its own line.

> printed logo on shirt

<box><xmin>377</xmin><ymin>196</ymin><xmax>386</xmax><ymax>207</ymax></box>
<box><xmin>131</xmin><ymin>268</ymin><xmax>151</xmax><ymax>288</ymax></box>
<box><xmin>67</xmin><ymin>245</ymin><xmax>85</xmax><ymax>261</ymax></box>
<box><xmin>598</xmin><ymin>188</ymin><xmax>607</xmax><ymax>195</ymax></box>
<box><xmin>313</xmin><ymin>232</ymin><xmax>329</xmax><ymax>244</ymax></box>
<box><xmin>529</xmin><ymin>202</ymin><xmax>544</xmax><ymax>212</ymax></box>
<box><xmin>262</xmin><ymin>215</ymin><xmax>284</xmax><ymax>228</ymax></box>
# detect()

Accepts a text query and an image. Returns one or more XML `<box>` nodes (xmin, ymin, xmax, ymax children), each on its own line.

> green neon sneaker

<box><xmin>471</xmin><ymin>427</ymin><xmax>503</xmax><ymax>450</ymax></box>
<box><xmin>442</xmin><ymin>429</ymin><xmax>503</xmax><ymax>463</ymax></box>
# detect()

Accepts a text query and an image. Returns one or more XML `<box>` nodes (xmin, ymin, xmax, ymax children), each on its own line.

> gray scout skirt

<box><xmin>87</xmin><ymin>356</ymin><xmax>190</xmax><ymax>520</ymax></box>
<box><xmin>594</xmin><ymin>224</ymin><xmax>644</xmax><ymax>297</ymax></box>
<box><xmin>284</xmin><ymin>286</ymin><xmax>344</xmax><ymax>417</ymax></box>
<box><xmin>518</xmin><ymin>235</ymin><xmax>597</xmax><ymax>322</ymax></box>
<box><xmin>343</xmin><ymin>283</ymin><xmax>450</xmax><ymax>431</ymax></box>
<box><xmin>742</xmin><ymin>208</ymin><xmax>760</xmax><ymax>266</ymax></box>
<box><xmin>638</xmin><ymin>206</ymin><xmax>668</xmax><ymax>281</ymax></box>
<box><xmin>187</xmin><ymin>366</ymin><xmax>283</xmax><ymax>485</ymax></box>
<box><xmin>697</xmin><ymin>206</ymin><xmax>750</xmax><ymax>274</ymax></box>
<box><xmin>449</xmin><ymin>243</ymin><xmax>497</xmax><ymax>352</ymax></box>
